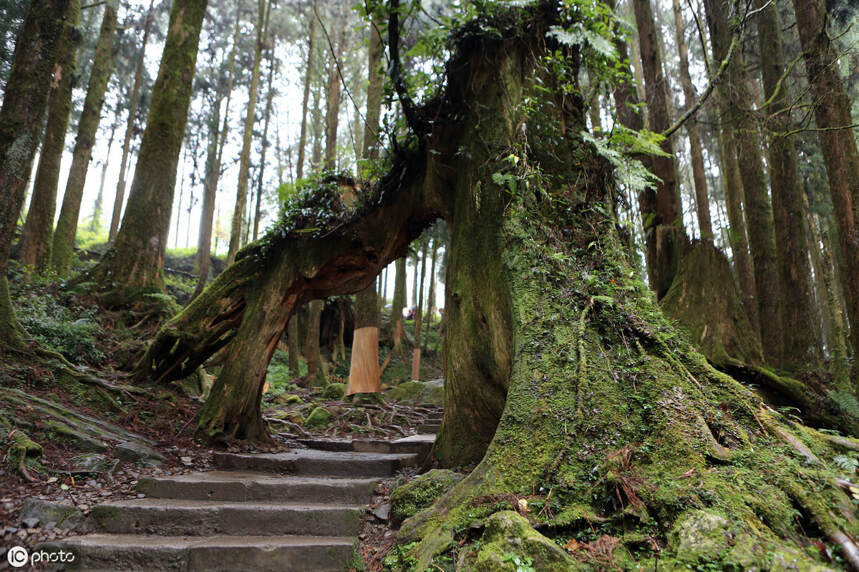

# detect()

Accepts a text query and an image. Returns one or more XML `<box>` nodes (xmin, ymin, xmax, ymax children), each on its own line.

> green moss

<box><xmin>304</xmin><ymin>406</ymin><xmax>331</xmax><ymax>429</ymax></box>
<box><xmin>385</xmin><ymin>380</ymin><xmax>443</xmax><ymax>406</ymax></box>
<box><xmin>321</xmin><ymin>383</ymin><xmax>346</xmax><ymax>400</ymax></box>
<box><xmin>274</xmin><ymin>393</ymin><xmax>302</xmax><ymax>405</ymax></box>
<box><xmin>467</xmin><ymin>511</ymin><xmax>578</xmax><ymax>571</ymax></box>
<box><xmin>391</xmin><ymin>469</ymin><xmax>465</xmax><ymax>526</ymax></box>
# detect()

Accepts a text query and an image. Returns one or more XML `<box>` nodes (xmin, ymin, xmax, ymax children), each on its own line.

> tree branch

<box><xmin>387</xmin><ymin>0</ymin><xmax>421</xmax><ymax>140</ymax></box>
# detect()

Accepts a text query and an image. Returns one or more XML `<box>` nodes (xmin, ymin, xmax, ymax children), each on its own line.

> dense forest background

<box><xmin>1</xmin><ymin>0</ymin><xmax>859</xmax><ymax>568</ymax></box>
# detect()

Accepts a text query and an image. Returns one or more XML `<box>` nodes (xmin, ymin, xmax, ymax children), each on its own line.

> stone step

<box><xmin>136</xmin><ymin>471</ymin><xmax>378</xmax><ymax>504</ymax></box>
<box><xmin>43</xmin><ymin>533</ymin><xmax>354</xmax><ymax>572</ymax></box>
<box><xmin>214</xmin><ymin>448</ymin><xmax>418</xmax><ymax>477</ymax></box>
<box><xmin>297</xmin><ymin>433</ymin><xmax>435</xmax><ymax>456</ymax></box>
<box><xmin>91</xmin><ymin>499</ymin><xmax>363</xmax><ymax>537</ymax></box>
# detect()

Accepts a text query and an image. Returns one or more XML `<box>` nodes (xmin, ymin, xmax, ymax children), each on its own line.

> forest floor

<box><xmin>1</xmin><ymin>256</ymin><xmax>446</xmax><ymax>568</ymax></box>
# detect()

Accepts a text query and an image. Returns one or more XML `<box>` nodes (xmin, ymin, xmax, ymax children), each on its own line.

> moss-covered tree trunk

<box><xmin>0</xmin><ymin>0</ymin><xmax>72</xmax><ymax>348</ymax></box>
<box><xmin>109</xmin><ymin>0</ymin><xmax>154</xmax><ymax>242</ymax></box>
<box><xmin>50</xmin><ymin>0</ymin><xmax>118</xmax><ymax>275</ymax></box>
<box><xmin>252</xmin><ymin>55</ymin><xmax>275</xmax><ymax>242</ymax></box>
<box><xmin>755</xmin><ymin>0</ymin><xmax>820</xmax><ymax>370</ymax></box>
<box><xmin>226</xmin><ymin>0</ymin><xmax>269</xmax><ymax>266</ymax></box>
<box><xmin>295</xmin><ymin>11</ymin><xmax>315</xmax><ymax>180</ymax></box>
<box><xmin>16</xmin><ymin>0</ymin><xmax>80</xmax><ymax>273</ymax></box>
<box><xmin>89</xmin><ymin>0</ymin><xmax>207</xmax><ymax>296</ymax></box>
<box><xmin>792</xmin><ymin>0</ymin><xmax>859</xmax><ymax>370</ymax></box>
<box><xmin>423</xmin><ymin>236</ymin><xmax>438</xmax><ymax>353</ymax></box>
<box><xmin>706</xmin><ymin>0</ymin><xmax>783</xmax><ymax>364</ymax></box>
<box><xmin>141</xmin><ymin>5</ymin><xmax>859</xmax><ymax>568</ymax></box>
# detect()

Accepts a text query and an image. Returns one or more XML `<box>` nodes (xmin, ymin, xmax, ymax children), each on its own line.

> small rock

<box><xmin>68</xmin><ymin>453</ymin><xmax>113</xmax><ymax>472</ymax></box>
<box><xmin>372</xmin><ymin>503</ymin><xmax>391</xmax><ymax>521</ymax></box>
<box><xmin>116</xmin><ymin>441</ymin><xmax>166</xmax><ymax>466</ymax></box>
<box><xmin>21</xmin><ymin>518</ymin><xmax>39</xmax><ymax>529</ymax></box>
<box><xmin>137</xmin><ymin>493</ymin><xmax>145</xmax><ymax>498</ymax></box>
<box><xmin>180</xmin><ymin>456</ymin><xmax>193</xmax><ymax>466</ymax></box>
<box><xmin>86</xmin><ymin>479</ymin><xmax>97</xmax><ymax>487</ymax></box>
<box><xmin>43</xmin><ymin>522</ymin><xmax>55</xmax><ymax>532</ymax></box>
<box><xmin>20</xmin><ymin>499</ymin><xmax>83</xmax><ymax>531</ymax></box>
<box><xmin>16</xmin><ymin>529</ymin><xmax>27</xmax><ymax>539</ymax></box>
<box><xmin>359</xmin><ymin>533</ymin><xmax>367</xmax><ymax>540</ymax></box>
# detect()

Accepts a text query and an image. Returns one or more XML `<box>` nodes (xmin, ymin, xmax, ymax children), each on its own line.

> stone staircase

<box><xmin>45</xmin><ymin>436</ymin><xmax>435</xmax><ymax>571</ymax></box>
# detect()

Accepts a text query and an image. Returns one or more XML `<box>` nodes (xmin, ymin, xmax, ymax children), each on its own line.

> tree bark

<box><xmin>755</xmin><ymin>0</ymin><xmax>821</xmax><ymax>369</ymax></box>
<box><xmin>423</xmin><ymin>235</ymin><xmax>438</xmax><ymax>353</ymax></box>
<box><xmin>793</xmin><ymin>0</ymin><xmax>859</xmax><ymax>368</ymax></box>
<box><xmin>50</xmin><ymin>0</ymin><xmax>118</xmax><ymax>275</ymax></box>
<box><xmin>88</xmin><ymin>112</ymin><xmax>119</xmax><ymax>234</ymax></box>
<box><xmin>252</xmin><ymin>57</ymin><xmax>275</xmax><ymax>242</ymax></box>
<box><xmin>88</xmin><ymin>0</ymin><xmax>208</xmax><ymax>296</ymax></box>
<box><xmin>705</xmin><ymin>0</ymin><xmax>782</xmax><ymax>364</ymax></box>
<box><xmin>671</xmin><ymin>0</ymin><xmax>712</xmax><ymax>241</ymax></box>
<box><xmin>632</xmin><ymin>0</ymin><xmax>684</xmax><ymax>299</ymax></box>
<box><xmin>411</xmin><ymin>238</ymin><xmax>428</xmax><ymax>381</ymax></box>
<box><xmin>109</xmin><ymin>0</ymin><xmax>154</xmax><ymax>242</ymax></box>
<box><xmin>295</xmin><ymin>10</ymin><xmax>316</xmax><ymax>180</ymax></box>
<box><xmin>322</xmin><ymin>27</ymin><xmax>344</xmax><ymax>171</ymax></box>
<box><xmin>391</xmin><ymin>257</ymin><xmax>406</xmax><ymax>351</ymax></box>
<box><xmin>226</xmin><ymin>0</ymin><xmax>270</xmax><ymax>265</ymax></box>
<box><xmin>0</xmin><ymin>0</ymin><xmax>73</xmax><ymax>347</ymax></box>
<box><xmin>16</xmin><ymin>0</ymin><xmax>81</xmax><ymax>273</ymax></box>
<box><xmin>192</xmin><ymin>3</ymin><xmax>239</xmax><ymax>301</ymax></box>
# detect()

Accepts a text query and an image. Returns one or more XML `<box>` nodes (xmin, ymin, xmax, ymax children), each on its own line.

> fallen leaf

<box><xmin>565</xmin><ymin>538</ymin><xmax>581</xmax><ymax>552</ymax></box>
<box><xmin>682</xmin><ymin>468</ymin><xmax>696</xmax><ymax>478</ymax></box>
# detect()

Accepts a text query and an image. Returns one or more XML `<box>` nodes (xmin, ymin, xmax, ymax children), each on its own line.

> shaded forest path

<box><xmin>46</xmin><ymin>431</ymin><xmax>438</xmax><ymax>571</ymax></box>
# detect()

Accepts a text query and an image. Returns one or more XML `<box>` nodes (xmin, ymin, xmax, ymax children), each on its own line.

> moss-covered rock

<box><xmin>20</xmin><ymin>499</ymin><xmax>84</xmax><ymax>530</ymax></box>
<box><xmin>43</xmin><ymin>420</ymin><xmax>108</xmax><ymax>452</ymax></box>
<box><xmin>669</xmin><ymin>509</ymin><xmax>733</xmax><ymax>563</ymax></box>
<box><xmin>391</xmin><ymin>469</ymin><xmax>464</xmax><ymax>526</ymax></box>
<box><xmin>321</xmin><ymin>383</ymin><xmax>346</xmax><ymax>400</ymax></box>
<box><xmin>304</xmin><ymin>406</ymin><xmax>331</xmax><ymax>429</ymax></box>
<box><xmin>385</xmin><ymin>380</ymin><xmax>443</xmax><ymax>406</ymax></box>
<box><xmin>274</xmin><ymin>393</ymin><xmax>302</xmax><ymax>405</ymax></box>
<box><xmin>469</xmin><ymin>510</ymin><xmax>578</xmax><ymax>571</ymax></box>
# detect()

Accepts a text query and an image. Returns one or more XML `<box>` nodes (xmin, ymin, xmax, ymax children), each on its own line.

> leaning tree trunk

<box><xmin>51</xmin><ymin>0</ymin><xmax>118</xmax><ymax>275</ymax></box>
<box><xmin>16</xmin><ymin>0</ymin><xmax>81</xmax><ymax>273</ymax></box>
<box><xmin>88</xmin><ymin>0</ymin><xmax>208</xmax><ymax>297</ymax></box>
<box><xmin>139</xmin><ymin>4</ymin><xmax>859</xmax><ymax>569</ymax></box>
<box><xmin>0</xmin><ymin>0</ymin><xmax>73</xmax><ymax>348</ymax></box>
<box><xmin>793</xmin><ymin>0</ymin><xmax>859</xmax><ymax>369</ymax></box>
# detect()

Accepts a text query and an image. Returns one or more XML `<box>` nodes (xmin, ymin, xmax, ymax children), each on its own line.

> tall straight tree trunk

<box><xmin>411</xmin><ymin>249</ymin><xmax>419</xmax><ymax>309</ymax></box>
<box><xmin>322</xmin><ymin>26</ymin><xmax>344</xmax><ymax>171</ymax></box>
<box><xmin>295</xmin><ymin>10</ymin><xmax>316</xmax><ymax>180</ymax></box>
<box><xmin>190</xmin><ymin>95</ymin><xmax>222</xmax><ymax>301</ymax></box>
<box><xmin>88</xmin><ymin>113</ymin><xmax>119</xmax><ymax>233</ymax></box>
<box><xmin>423</xmin><ymin>236</ymin><xmax>438</xmax><ymax>353</ymax></box>
<box><xmin>756</xmin><ymin>0</ymin><xmax>820</xmax><ymax>369</ymax></box>
<box><xmin>391</xmin><ymin>257</ymin><xmax>406</xmax><ymax>351</ymax></box>
<box><xmin>50</xmin><ymin>0</ymin><xmax>118</xmax><ymax>275</ymax></box>
<box><xmin>302</xmin><ymin>300</ymin><xmax>325</xmax><ymax>385</ymax></box>
<box><xmin>110</xmin><ymin>0</ymin><xmax>154</xmax><ymax>241</ymax></box>
<box><xmin>0</xmin><ymin>0</ymin><xmax>72</xmax><ymax>347</ymax></box>
<box><xmin>793</xmin><ymin>0</ymin><xmax>859</xmax><ymax>367</ymax></box>
<box><xmin>632</xmin><ymin>0</ymin><xmax>683</xmax><ymax>299</ymax></box>
<box><xmin>347</xmin><ymin>8</ymin><xmax>385</xmax><ymax>395</ymax></box>
<box><xmin>16</xmin><ymin>0</ymin><xmax>81</xmax><ymax>273</ymax></box>
<box><xmin>411</xmin><ymin>238</ymin><xmax>428</xmax><ymax>381</ymax></box>
<box><xmin>705</xmin><ymin>0</ymin><xmax>781</xmax><ymax>362</ymax></box>
<box><xmin>671</xmin><ymin>0</ymin><xmax>712</xmax><ymax>240</ymax></box>
<box><xmin>253</xmin><ymin>57</ymin><xmax>275</xmax><ymax>242</ymax></box>
<box><xmin>192</xmin><ymin>3</ymin><xmax>239</xmax><ymax>300</ymax></box>
<box><xmin>89</xmin><ymin>0</ymin><xmax>208</xmax><ymax>295</ymax></box>
<box><xmin>226</xmin><ymin>0</ymin><xmax>270</xmax><ymax>265</ymax></box>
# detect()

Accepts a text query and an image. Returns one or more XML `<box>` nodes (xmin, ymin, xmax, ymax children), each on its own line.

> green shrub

<box><xmin>16</xmin><ymin>295</ymin><xmax>105</xmax><ymax>365</ymax></box>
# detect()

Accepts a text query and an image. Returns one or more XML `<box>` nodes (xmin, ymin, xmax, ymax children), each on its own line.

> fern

<box><xmin>829</xmin><ymin>390</ymin><xmax>859</xmax><ymax>419</ymax></box>
<box><xmin>833</xmin><ymin>454</ymin><xmax>859</xmax><ymax>473</ymax></box>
